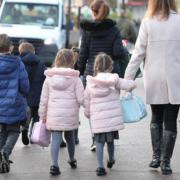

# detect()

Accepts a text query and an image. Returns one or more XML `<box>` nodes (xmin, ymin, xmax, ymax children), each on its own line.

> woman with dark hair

<box><xmin>125</xmin><ymin>0</ymin><xmax>180</xmax><ymax>175</ymax></box>
<box><xmin>77</xmin><ymin>0</ymin><xmax>125</xmax><ymax>151</ymax></box>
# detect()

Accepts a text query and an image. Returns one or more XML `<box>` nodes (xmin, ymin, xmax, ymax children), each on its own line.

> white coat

<box><xmin>125</xmin><ymin>12</ymin><xmax>180</xmax><ymax>104</ymax></box>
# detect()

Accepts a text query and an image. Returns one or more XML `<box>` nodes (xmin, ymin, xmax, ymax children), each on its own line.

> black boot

<box><xmin>161</xmin><ymin>130</ymin><xmax>176</xmax><ymax>175</ymax></box>
<box><xmin>149</xmin><ymin>123</ymin><xmax>163</xmax><ymax>168</ymax></box>
<box><xmin>22</xmin><ymin>129</ymin><xmax>29</xmax><ymax>145</ymax></box>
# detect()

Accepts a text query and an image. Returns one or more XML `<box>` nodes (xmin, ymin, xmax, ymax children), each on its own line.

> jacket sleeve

<box><xmin>84</xmin><ymin>87</ymin><xmax>91</xmax><ymax>119</ymax></box>
<box><xmin>116</xmin><ymin>78</ymin><xmax>136</xmax><ymax>92</ymax></box>
<box><xmin>113</xmin><ymin>30</ymin><xmax>126</xmax><ymax>59</ymax></box>
<box><xmin>75</xmin><ymin>78</ymin><xmax>84</xmax><ymax>105</ymax></box>
<box><xmin>77</xmin><ymin>30</ymin><xmax>89</xmax><ymax>75</ymax></box>
<box><xmin>19</xmin><ymin>61</ymin><xmax>29</xmax><ymax>96</ymax></box>
<box><xmin>38</xmin><ymin>78</ymin><xmax>49</xmax><ymax>121</ymax></box>
<box><xmin>125</xmin><ymin>19</ymin><xmax>147</xmax><ymax>80</ymax></box>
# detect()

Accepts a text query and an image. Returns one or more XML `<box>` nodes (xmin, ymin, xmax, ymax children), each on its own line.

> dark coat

<box><xmin>20</xmin><ymin>52</ymin><xmax>46</xmax><ymax>107</ymax></box>
<box><xmin>78</xmin><ymin>19</ymin><xmax>126</xmax><ymax>85</ymax></box>
<box><xmin>0</xmin><ymin>55</ymin><xmax>29</xmax><ymax>124</ymax></box>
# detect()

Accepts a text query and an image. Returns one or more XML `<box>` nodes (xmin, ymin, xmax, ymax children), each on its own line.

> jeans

<box><xmin>0</xmin><ymin>123</ymin><xmax>20</xmax><ymax>157</ymax></box>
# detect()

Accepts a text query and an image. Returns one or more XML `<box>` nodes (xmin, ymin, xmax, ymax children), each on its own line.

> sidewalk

<box><xmin>1</xmin><ymin>78</ymin><xmax>180</xmax><ymax>180</ymax></box>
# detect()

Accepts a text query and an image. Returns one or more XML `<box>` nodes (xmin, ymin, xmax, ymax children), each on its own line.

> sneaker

<box><xmin>60</xmin><ymin>141</ymin><xmax>66</xmax><ymax>148</ymax></box>
<box><xmin>50</xmin><ymin>165</ymin><xmax>61</xmax><ymax>176</ymax></box>
<box><xmin>68</xmin><ymin>159</ymin><xmax>77</xmax><ymax>169</ymax></box>
<box><xmin>0</xmin><ymin>151</ymin><xmax>10</xmax><ymax>173</ymax></box>
<box><xmin>107</xmin><ymin>160</ymin><xmax>115</xmax><ymax>168</ymax></box>
<box><xmin>22</xmin><ymin>130</ymin><xmax>29</xmax><ymax>145</ymax></box>
<box><xmin>90</xmin><ymin>143</ymin><xmax>96</xmax><ymax>152</ymax></box>
<box><xmin>96</xmin><ymin>167</ymin><xmax>107</xmax><ymax>176</ymax></box>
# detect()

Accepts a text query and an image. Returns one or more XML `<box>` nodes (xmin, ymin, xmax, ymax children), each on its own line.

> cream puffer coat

<box><xmin>84</xmin><ymin>73</ymin><xmax>136</xmax><ymax>133</ymax></box>
<box><xmin>38</xmin><ymin>68</ymin><xmax>84</xmax><ymax>131</ymax></box>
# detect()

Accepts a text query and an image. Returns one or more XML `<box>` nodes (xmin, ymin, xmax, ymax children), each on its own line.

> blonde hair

<box><xmin>146</xmin><ymin>0</ymin><xmax>178</xmax><ymax>19</ymax></box>
<box><xmin>94</xmin><ymin>53</ymin><xmax>113</xmax><ymax>76</ymax></box>
<box><xmin>19</xmin><ymin>42</ymin><xmax>35</xmax><ymax>54</ymax></box>
<box><xmin>0</xmin><ymin>34</ymin><xmax>12</xmax><ymax>53</ymax></box>
<box><xmin>90</xmin><ymin>0</ymin><xmax>109</xmax><ymax>21</ymax></box>
<box><xmin>54</xmin><ymin>49</ymin><xmax>74</xmax><ymax>68</ymax></box>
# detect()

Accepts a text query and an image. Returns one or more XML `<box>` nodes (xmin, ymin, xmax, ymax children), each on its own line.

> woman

<box><xmin>77</xmin><ymin>0</ymin><xmax>125</xmax><ymax>151</ymax></box>
<box><xmin>125</xmin><ymin>0</ymin><xmax>180</xmax><ymax>175</ymax></box>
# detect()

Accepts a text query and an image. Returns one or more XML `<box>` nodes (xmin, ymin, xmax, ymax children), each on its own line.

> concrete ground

<box><xmin>1</xmin><ymin>78</ymin><xmax>180</xmax><ymax>180</ymax></box>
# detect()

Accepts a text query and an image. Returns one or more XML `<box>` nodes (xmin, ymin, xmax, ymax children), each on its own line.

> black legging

<box><xmin>151</xmin><ymin>104</ymin><xmax>179</xmax><ymax>133</ymax></box>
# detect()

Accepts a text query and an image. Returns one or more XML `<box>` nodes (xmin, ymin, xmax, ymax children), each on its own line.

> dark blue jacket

<box><xmin>20</xmin><ymin>52</ymin><xmax>46</xmax><ymax>107</ymax></box>
<box><xmin>0</xmin><ymin>54</ymin><xmax>29</xmax><ymax>124</ymax></box>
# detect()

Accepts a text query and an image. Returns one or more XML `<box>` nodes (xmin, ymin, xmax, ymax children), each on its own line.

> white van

<box><xmin>0</xmin><ymin>0</ymin><xmax>66</xmax><ymax>66</ymax></box>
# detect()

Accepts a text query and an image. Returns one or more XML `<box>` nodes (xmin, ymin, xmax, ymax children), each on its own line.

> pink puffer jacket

<box><xmin>84</xmin><ymin>73</ymin><xmax>136</xmax><ymax>133</ymax></box>
<box><xmin>38</xmin><ymin>68</ymin><xmax>84</xmax><ymax>131</ymax></box>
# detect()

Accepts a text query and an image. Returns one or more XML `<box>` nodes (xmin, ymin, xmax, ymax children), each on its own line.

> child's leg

<box><xmin>21</xmin><ymin>106</ymin><xmax>31</xmax><ymax>145</ymax></box>
<box><xmin>2</xmin><ymin>131</ymin><xmax>19</xmax><ymax>157</ymax></box>
<box><xmin>96</xmin><ymin>141</ymin><xmax>105</xmax><ymax>168</ymax></box>
<box><xmin>74</xmin><ymin>128</ymin><xmax>79</xmax><ymax>144</ymax></box>
<box><xmin>2</xmin><ymin>123</ymin><xmax>20</xmax><ymax>158</ymax></box>
<box><xmin>64</xmin><ymin>131</ymin><xmax>75</xmax><ymax>161</ymax></box>
<box><xmin>0</xmin><ymin>124</ymin><xmax>7</xmax><ymax>151</ymax></box>
<box><xmin>107</xmin><ymin>141</ymin><xmax>115</xmax><ymax>162</ymax></box>
<box><xmin>51</xmin><ymin>131</ymin><xmax>63</xmax><ymax>167</ymax></box>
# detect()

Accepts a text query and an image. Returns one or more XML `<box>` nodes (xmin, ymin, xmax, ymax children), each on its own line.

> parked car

<box><xmin>0</xmin><ymin>0</ymin><xmax>66</xmax><ymax>66</ymax></box>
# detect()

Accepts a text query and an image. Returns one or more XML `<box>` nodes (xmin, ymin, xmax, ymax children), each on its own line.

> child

<box><xmin>71</xmin><ymin>46</ymin><xmax>80</xmax><ymax>145</ymax></box>
<box><xmin>19</xmin><ymin>42</ymin><xmax>46</xmax><ymax>145</ymax></box>
<box><xmin>38</xmin><ymin>49</ymin><xmax>84</xmax><ymax>176</ymax></box>
<box><xmin>84</xmin><ymin>53</ymin><xmax>136</xmax><ymax>176</ymax></box>
<box><xmin>0</xmin><ymin>34</ymin><xmax>29</xmax><ymax>173</ymax></box>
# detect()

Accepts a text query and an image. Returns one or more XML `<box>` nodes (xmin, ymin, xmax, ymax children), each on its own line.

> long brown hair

<box><xmin>146</xmin><ymin>0</ymin><xmax>178</xmax><ymax>19</ymax></box>
<box><xmin>94</xmin><ymin>53</ymin><xmax>113</xmax><ymax>76</ymax></box>
<box><xmin>90</xmin><ymin>0</ymin><xmax>109</xmax><ymax>21</ymax></box>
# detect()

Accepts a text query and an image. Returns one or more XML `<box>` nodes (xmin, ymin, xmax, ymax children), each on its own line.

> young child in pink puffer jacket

<box><xmin>84</xmin><ymin>53</ymin><xmax>136</xmax><ymax>176</ymax></box>
<box><xmin>38</xmin><ymin>49</ymin><xmax>84</xmax><ymax>176</ymax></box>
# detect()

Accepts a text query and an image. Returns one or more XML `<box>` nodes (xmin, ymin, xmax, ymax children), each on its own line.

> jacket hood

<box><xmin>20</xmin><ymin>52</ymin><xmax>39</xmax><ymax>65</ymax></box>
<box><xmin>87</xmin><ymin>73</ymin><xmax>118</xmax><ymax>97</ymax></box>
<box><xmin>80</xmin><ymin>19</ymin><xmax>116</xmax><ymax>32</ymax></box>
<box><xmin>0</xmin><ymin>55</ymin><xmax>20</xmax><ymax>75</ymax></box>
<box><xmin>45</xmin><ymin>68</ymin><xmax>80</xmax><ymax>90</ymax></box>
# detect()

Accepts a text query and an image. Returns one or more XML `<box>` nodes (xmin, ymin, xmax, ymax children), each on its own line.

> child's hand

<box><xmin>42</xmin><ymin>119</ymin><xmax>46</xmax><ymax>123</ymax></box>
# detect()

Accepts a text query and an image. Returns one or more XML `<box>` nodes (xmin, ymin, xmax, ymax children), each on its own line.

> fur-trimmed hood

<box><xmin>86</xmin><ymin>73</ymin><xmax>119</xmax><ymax>97</ymax></box>
<box><xmin>80</xmin><ymin>19</ymin><xmax>116</xmax><ymax>37</ymax></box>
<box><xmin>45</xmin><ymin>68</ymin><xmax>80</xmax><ymax>90</ymax></box>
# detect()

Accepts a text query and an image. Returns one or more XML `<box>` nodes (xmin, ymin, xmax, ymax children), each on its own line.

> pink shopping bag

<box><xmin>31</xmin><ymin>121</ymin><xmax>51</xmax><ymax>147</ymax></box>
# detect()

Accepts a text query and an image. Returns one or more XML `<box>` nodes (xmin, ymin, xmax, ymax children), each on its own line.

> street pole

<box><xmin>65</xmin><ymin>0</ymin><xmax>71</xmax><ymax>48</ymax></box>
<box><xmin>122</xmin><ymin>0</ymin><xmax>125</xmax><ymax>10</ymax></box>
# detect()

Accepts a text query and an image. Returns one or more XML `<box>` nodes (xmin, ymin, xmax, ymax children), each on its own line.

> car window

<box><xmin>0</xmin><ymin>2</ymin><xmax>59</xmax><ymax>26</ymax></box>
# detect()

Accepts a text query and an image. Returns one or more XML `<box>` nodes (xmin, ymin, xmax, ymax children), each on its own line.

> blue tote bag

<box><xmin>120</xmin><ymin>93</ymin><xmax>147</xmax><ymax>123</ymax></box>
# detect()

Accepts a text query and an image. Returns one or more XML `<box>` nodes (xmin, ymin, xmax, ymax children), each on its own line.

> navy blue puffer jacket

<box><xmin>20</xmin><ymin>52</ymin><xmax>46</xmax><ymax>107</ymax></box>
<box><xmin>0</xmin><ymin>54</ymin><xmax>29</xmax><ymax>124</ymax></box>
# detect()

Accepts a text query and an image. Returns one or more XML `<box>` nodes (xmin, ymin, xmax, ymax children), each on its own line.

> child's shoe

<box><xmin>96</xmin><ymin>167</ymin><xmax>107</xmax><ymax>176</ymax></box>
<box><xmin>0</xmin><ymin>151</ymin><xmax>10</xmax><ymax>173</ymax></box>
<box><xmin>60</xmin><ymin>140</ymin><xmax>66</xmax><ymax>148</ymax></box>
<box><xmin>49</xmin><ymin>165</ymin><xmax>61</xmax><ymax>176</ymax></box>
<box><xmin>107</xmin><ymin>160</ymin><xmax>115</xmax><ymax>168</ymax></box>
<box><xmin>68</xmin><ymin>159</ymin><xmax>77</xmax><ymax>169</ymax></box>
<box><xmin>90</xmin><ymin>137</ymin><xmax>96</xmax><ymax>151</ymax></box>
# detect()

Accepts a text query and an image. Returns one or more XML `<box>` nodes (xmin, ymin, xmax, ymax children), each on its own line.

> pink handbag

<box><xmin>31</xmin><ymin>121</ymin><xmax>51</xmax><ymax>147</ymax></box>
